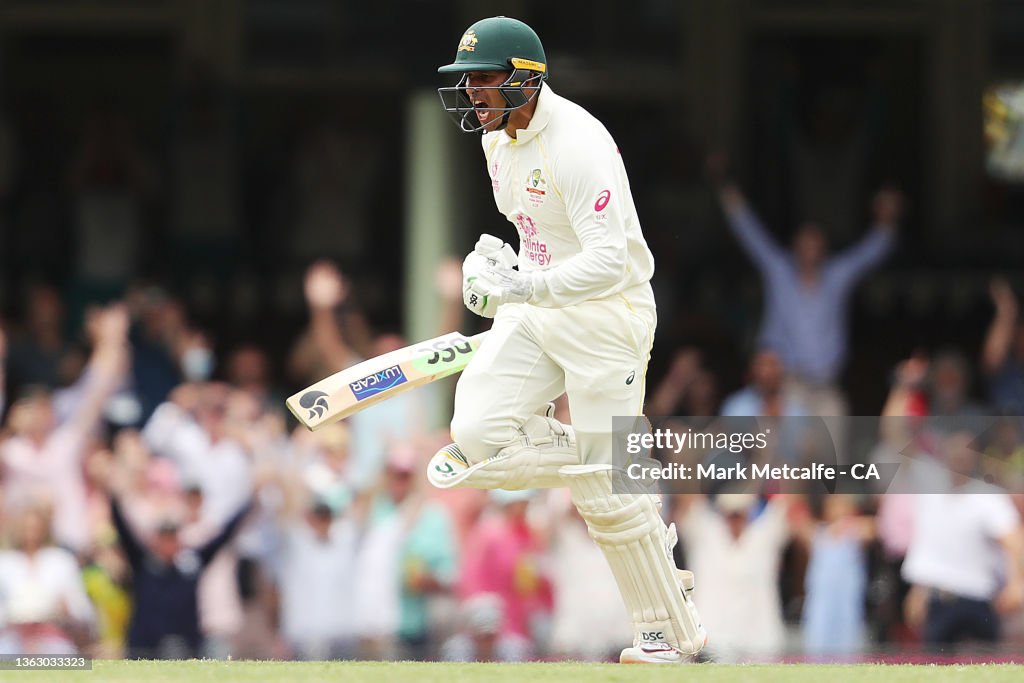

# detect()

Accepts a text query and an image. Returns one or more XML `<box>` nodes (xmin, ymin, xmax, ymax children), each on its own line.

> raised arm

<box><xmin>68</xmin><ymin>304</ymin><xmax>130</xmax><ymax>436</ymax></box>
<box><xmin>303</xmin><ymin>261</ymin><xmax>357</xmax><ymax>371</ymax></box>
<box><xmin>197</xmin><ymin>499</ymin><xmax>255</xmax><ymax>567</ymax></box>
<box><xmin>879</xmin><ymin>354</ymin><xmax>928</xmax><ymax>447</ymax></box>
<box><xmin>982</xmin><ymin>278</ymin><xmax>1019</xmax><ymax>375</ymax></box>
<box><xmin>646</xmin><ymin>349</ymin><xmax>701</xmax><ymax>416</ymax></box>
<box><xmin>109</xmin><ymin>496</ymin><xmax>146</xmax><ymax>568</ymax></box>
<box><xmin>706</xmin><ymin>152</ymin><xmax>787</xmax><ymax>273</ymax></box>
<box><xmin>829</xmin><ymin>188</ymin><xmax>901</xmax><ymax>287</ymax></box>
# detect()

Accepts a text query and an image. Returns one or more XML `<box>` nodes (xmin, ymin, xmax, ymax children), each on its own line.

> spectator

<box><xmin>290</xmin><ymin>262</ymin><xmax>425</xmax><ymax>491</ymax></box>
<box><xmin>142</xmin><ymin>382</ymin><xmax>252</xmax><ymax>526</ymax></box>
<box><xmin>354</xmin><ymin>447</ymin><xmax>457</xmax><ymax>660</ymax></box>
<box><xmin>295</xmin><ymin>423</ymin><xmax>353</xmax><ymax>513</ymax></box>
<box><xmin>459</xmin><ymin>490</ymin><xmax>551</xmax><ymax>661</ymax></box>
<box><xmin>80</xmin><ymin>532</ymin><xmax>131</xmax><ymax>659</ymax></box>
<box><xmin>927</xmin><ymin>350</ymin><xmax>987</xmax><ymax>419</ymax></box>
<box><xmin>258</xmin><ymin>451</ymin><xmax>359</xmax><ymax>660</ymax></box>
<box><xmin>544</xmin><ymin>490</ymin><xmax>630</xmax><ymax>661</ymax></box>
<box><xmin>902</xmin><ymin>432</ymin><xmax>1024</xmax><ymax>650</ymax></box>
<box><xmin>647</xmin><ymin>348</ymin><xmax>721</xmax><ymax>417</ymax></box>
<box><xmin>720</xmin><ymin>350</ymin><xmax>807</xmax><ymax>417</ymax></box>
<box><xmin>675</xmin><ymin>493</ymin><xmax>792</xmax><ymax>662</ymax></box>
<box><xmin>107</xmin><ymin>429</ymin><xmax>182</xmax><ymax>533</ymax></box>
<box><xmin>107</xmin><ymin>471</ymin><xmax>253</xmax><ymax>659</ymax></box>
<box><xmin>124</xmin><ymin>286</ymin><xmax>187</xmax><ymax>424</ymax></box>
<box><xmin>350</xmin><ymin>489</ymin><xmax>403</xmax><ymax>659</ymax></box>
<box><xmin>982</xmin><ymin>278</ymin><xmax>1024</xmax><ymax>414</ymax></box>
<box><xmin>271</xmin><ymin>489</ymin><xmax>359</xmax><ymax>660</ymax></box>
<box><xmin>0</xmin><ymin>506</ymin><xmax>95</xmax><ymax>655</ymax></box>
<box><xmin>287</xmin><ymin>261</ymin><xmax>373</xmax><ymax>384</ymax></box>
<box><xmin>225</xmin><ymin>343</ymin><xmax>279</xmax><ymax>411</ymax></box>
<box><xmin>2</xmin><ymin>304</ymin><xmax>128</xmax><ymax>552</ymax></box>
<box><xmin>800</xmin><ymin>495</ymin><xmax>874</xmax><ymax>657</ymax></box>
<box><xmin>709</xmin><ymin>152</ymin><xmax>900</xmax><ymax>413</ymax></box>
<box><xmin>179</xmin><ymin>484</ymin><xmax>245</xmax><ymax>659</ymax></box>
<box><xmin>882</xmin><ymin>351</ymin><xmax>985</xmax><ymax>433</ymax></box>
<box><xmin>393</xmin><ymin>446</ymin><xmax>458</xmax><ymax>661</ymax></box>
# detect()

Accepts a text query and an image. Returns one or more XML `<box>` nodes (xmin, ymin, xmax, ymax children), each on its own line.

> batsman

<box><xmin>428</xmin><ymin>16</ymin><xmax>706</xmax><ymax>663</ymax></box>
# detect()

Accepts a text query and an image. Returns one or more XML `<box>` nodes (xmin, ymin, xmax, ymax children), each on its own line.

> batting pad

<box><xmin>427</xmin><ymin>414</ymin><xmax>578</xmax><ymax>490</ymax></box>
<box><xmin>560</xmin><ymin>464</ymin><xmax>706</xmax><ymax>655</ymax></box>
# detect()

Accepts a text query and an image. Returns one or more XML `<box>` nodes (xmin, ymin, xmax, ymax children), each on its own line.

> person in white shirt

<box><xmin>902</xmin><ymin>431</ymin><xmax>1024</xmax><ymax>648</ymax></box>
<box><xmin>428</xmin><ymin>17</ymin><xmax>704</xmax><ymax>664</ymax></box>
<box><xmin>274</xmin><ymin>498</ymin><xmax>358</xmax><ymax>660</ymax></box>
<box><xmin>676</xmin><ymin>493</ymin><xmax>791</xmax><ymax>662</ymax></box>
<box><xmin>0</xmin><ymin>507</ymin><xmax>95</xmax><ymax>654</ymax></box>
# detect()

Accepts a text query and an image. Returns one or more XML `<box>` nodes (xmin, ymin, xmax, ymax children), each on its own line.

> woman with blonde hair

<box><xmin>0</xmin><ymin>505</ymin><xmax>95</xmax><ymax>654</ymax></box>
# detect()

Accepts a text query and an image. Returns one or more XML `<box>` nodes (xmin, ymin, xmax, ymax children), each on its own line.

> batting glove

<box><xmin>462</xmin><ymin>234</ymin><xmax>531</xmax><ymax>318</ymax></box>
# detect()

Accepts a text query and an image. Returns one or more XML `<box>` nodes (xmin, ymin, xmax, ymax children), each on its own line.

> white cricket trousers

<box><xmin>451</xmin><ymin>286</ymin><xmax>655</xmax><ymax>466</ymax></box>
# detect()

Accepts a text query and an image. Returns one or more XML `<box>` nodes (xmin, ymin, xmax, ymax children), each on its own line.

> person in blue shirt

<box><xmin>720</xmin><ymin>350</ymin><xmax>807</xmax><ymax>418</ymax></box>
<box><xmin>709</xmin><ymin>152</ymin><xmax>901</xmax><ymax>415</ymax></box>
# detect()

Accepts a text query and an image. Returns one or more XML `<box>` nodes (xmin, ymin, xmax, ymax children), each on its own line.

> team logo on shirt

<box><xmin>458</xmin><ymin>30</ymin><xmax>478</xmax><ymax>52</ymax></box>
<box><xmin>515</xmin><ymin>213</ymin><xmax>551</xmax><ymax>266</ymax></box>
<box><xmin>525</xmin><ymin>168</ymin><xmax>546</xmax><ymax>207</ymax></box>
<box><xmin>527</xmin><ymin>169</ymin><xmax>545</xmax><ymax>190</ymax></box>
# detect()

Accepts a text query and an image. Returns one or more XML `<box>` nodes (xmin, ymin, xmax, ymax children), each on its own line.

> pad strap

<box><xmin>427</xmin><ymin>414</ymin><xmax>577</xmax><ymax>490</ymax></box>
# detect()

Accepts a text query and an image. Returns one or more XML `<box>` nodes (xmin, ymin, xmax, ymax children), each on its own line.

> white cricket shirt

<box><xmin>481</xmin><ymin>84</ymin><xmax>655</xmax><ymax>309</ymax></box>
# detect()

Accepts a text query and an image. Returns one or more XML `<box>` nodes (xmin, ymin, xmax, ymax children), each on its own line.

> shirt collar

<box><xmin>508</xmin><ymin>82</ymin><xmax>554</xmax><ymax>144</ymax></box>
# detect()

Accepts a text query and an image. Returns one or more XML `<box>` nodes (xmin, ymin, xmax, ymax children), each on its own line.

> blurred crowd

<box><xmin>0</xmin><ymin>150</ymin><xmax>1021</xmax><ymax>663</ymax></box>
<box><xmin>0</xmin><ymin>260</ymin><xmax>631</xmax><ymax>662</ymax></box>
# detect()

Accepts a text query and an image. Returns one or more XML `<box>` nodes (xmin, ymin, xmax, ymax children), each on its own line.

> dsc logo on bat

<box><xmin>349</xmin><ymin>365</ymin><xmax>408</xmax><ymax>401</ymax></box>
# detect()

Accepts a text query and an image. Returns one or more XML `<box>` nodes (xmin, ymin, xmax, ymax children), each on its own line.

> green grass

<box><xmin>0</xmin><ymin>661</ymin><xmax>1021</xmax><ymax>683</ymax></box>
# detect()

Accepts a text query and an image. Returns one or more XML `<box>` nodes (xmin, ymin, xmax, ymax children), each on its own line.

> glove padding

<box><xmin>473</xmin><ymin>234</ymin><xmax>517</xmax><ymax>267</ymax></box>
<box><xmin>462</xmin><ymin>234</ymin><xmax>532</xmax><ymax>318</ymax></box>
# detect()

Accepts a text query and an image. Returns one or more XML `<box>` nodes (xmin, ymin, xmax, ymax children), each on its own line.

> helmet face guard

<box><xmin>437</xmin><ymin>69</ymin><xmax>544</xmax><ymax>134</ymax></box>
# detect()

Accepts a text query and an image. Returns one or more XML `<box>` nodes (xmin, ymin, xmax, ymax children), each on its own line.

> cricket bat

<box><xmin>286</xmin><ymin>331</ymin><xmax>488</xmax><ymax>430</ymax></box>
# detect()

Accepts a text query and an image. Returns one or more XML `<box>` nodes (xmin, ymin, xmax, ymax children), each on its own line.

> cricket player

<box><xmin>428</xmin><ymin>16</ymin><xmax>706</xmax><ymax>663</ymax></box>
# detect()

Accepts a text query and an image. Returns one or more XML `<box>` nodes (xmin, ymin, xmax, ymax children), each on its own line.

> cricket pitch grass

<box><xmin>3</xmin><ymin>660</ymin><xmax>1021</xmax><ymax>683</ymax></box>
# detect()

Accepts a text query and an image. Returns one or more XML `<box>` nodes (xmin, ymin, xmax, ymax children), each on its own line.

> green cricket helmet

<box><xmin>437</xmin><ymin>16</ymin><xmax>548</xmax><ymax>133</ymax></box>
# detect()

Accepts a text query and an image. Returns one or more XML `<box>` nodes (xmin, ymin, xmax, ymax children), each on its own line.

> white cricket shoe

<box><xmin>619</xmin><ymin>627</ymin><xmax>707</xmax><ymax>664</ymax></box>
<box><xmin>619</xmin><ymin>566</ymin><xmax>708</xmax><ymax>664</ymax></box>
<box><xmin>620</xmin><ymin>642</ymin><xmax>693</xmax><ymax>664</ymax></box>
